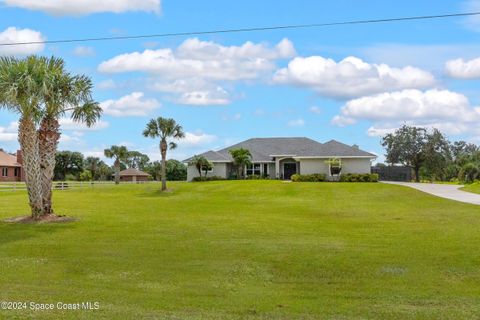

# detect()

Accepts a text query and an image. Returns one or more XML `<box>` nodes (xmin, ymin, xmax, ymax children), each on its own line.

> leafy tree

<box><xmin>84</xmin><ymin>157</ymin><xmax>101</xmax><ymax>180</ymax></box>
<box><xmin>79</xmin><ymin>170</ymin><xmax>93</xmax><ymax>182</ymax></box>
<box><xmin>459</xmin><ymin>162</ymin><xmax>479</xmax><ymax>183</ymax></box>
<box><xmin>166</xmin><ymin>160</ymin><xmax>187</xmax><ymax>181</ymax></box>
<box><xmin>96</xmin><ymin>162</ymin><xmax>114</xmax><ymax>181</ymax></box>
<box><xmin>54</xmin><ymin>151</ymin><xmax>84</xmax><ymax>180</ymax></box>
<box><xmin>422</xmin><ymin>128</ymin><xmax>451</xmax><ymax>181</ymax></box>
<box><xmin>104</xmin><ymin>146</ymin><xmax>128</xmax><ymax>185</ymax></box>
<box><xmin>143</xmin><ymin>117</ymin><xmax>185</xmax><ymax>191</ymax></box>
<box><xmin>126</xmin><ymin>151</ymin><xmax>150</xmax><ymax>170</ymax></box>
<box><xmin>144</xmin><ymin>161</ymin><xmax>162</xmax><ymax>181</ymax></box>
<box><xmin>229</xmin><ymin>148</ymin><xmax>252</xmax><ymax>179</ymax></box>
<box><xmin>382</xmin><ymin>125</ymin><xmax>427</xmax><ymax>182</ymax></box>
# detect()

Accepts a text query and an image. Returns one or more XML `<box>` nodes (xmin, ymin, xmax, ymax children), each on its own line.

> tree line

<box><xmin>54</xmin><ymin>150</ymin><xmax>187</xmax><ymax>182</ymax></box>
<box><xmin>381</xmin><ymin>125</ymin><xmax>480</xmax><ymax>183</ymax></box>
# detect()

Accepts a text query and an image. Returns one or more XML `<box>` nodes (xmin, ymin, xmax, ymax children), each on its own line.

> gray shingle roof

<box><xmin>184</xmin><ymin>137</ymin><xmax>375</xmax><ymax>163</ymax></box>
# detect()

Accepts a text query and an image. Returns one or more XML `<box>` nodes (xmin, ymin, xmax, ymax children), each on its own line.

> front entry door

<box><xmin>283</xmin><ymin>163</ymin><xmax>297</xmax><ymax>180</ymax></box>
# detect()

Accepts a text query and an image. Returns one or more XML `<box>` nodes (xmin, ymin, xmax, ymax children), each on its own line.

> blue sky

<box><xmin>1</xmin><ymin>0</ymin><xmax>480</xmax><ymax>163</ymax></box>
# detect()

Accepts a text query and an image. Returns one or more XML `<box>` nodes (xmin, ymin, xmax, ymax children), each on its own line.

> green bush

<box><xmin>458</xmin><ymin>163</ymin><xmax>479</xmax><ymax>184</ymax></box>
<box><xmin>192</xmin><ymin>176</ymin><xmax>226</xmax><ymax>182</ymax></box>
<box><xmin>339</xmin><ymin>173</ymin><xmax>379</xmax><ymax>182</ymax></box>
<box><xmin>291</xmin><ymin>173</ymin><xmax>327</xmax><ymax>182</ymax></box>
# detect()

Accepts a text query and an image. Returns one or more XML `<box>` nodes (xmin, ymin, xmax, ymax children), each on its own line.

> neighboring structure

<box><xmin>0</xmin><ymin>149</ymin><xmax>23</xmax><ymax>182</ymax></box>
<box><xmin>118</xmin><ymin>168</ymin><xmax>151</xmax><ymax>182</ymax></box>
<box><xmin>371</xmin><ymin>165</ymin><xmax>413</xmax><ymax>182</ymax></box>
<box><xmin>184</xmin><ymin>137</ymin><xmax>376</xmax><ymax>181</ymax></box>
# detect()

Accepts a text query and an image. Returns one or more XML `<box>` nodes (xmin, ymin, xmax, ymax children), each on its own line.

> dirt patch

<box><xmin>3</xmin><ymin>214</ymin><xmax>77</xmax><ymax>224</ymax></box>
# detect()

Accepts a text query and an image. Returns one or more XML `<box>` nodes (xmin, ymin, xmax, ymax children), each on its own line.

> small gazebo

<box><xmin>118</xmin><ymin>168</ymin><xmax>151</xmax><ymax>182</ymax></box>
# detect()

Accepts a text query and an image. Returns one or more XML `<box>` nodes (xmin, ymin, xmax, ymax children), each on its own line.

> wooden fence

<box><xmin>0</xmin><ymin>180</ymin><xmax>158</xmax><ymax>192</ymax></box>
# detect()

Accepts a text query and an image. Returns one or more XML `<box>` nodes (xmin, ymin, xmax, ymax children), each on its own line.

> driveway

<box><xmin>382</xmin><ymin>181</ymin><xmax>480</xmax><ymax>206</ymax></box>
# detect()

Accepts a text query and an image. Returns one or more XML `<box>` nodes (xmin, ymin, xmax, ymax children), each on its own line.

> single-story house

<box><xmin>183</xmin><ymin>137</ymin><xmax>376</xmax><ymax>181</ymax></box>
<box><xmin>118</xmin><ymin>168</ymin><xmax>151</xmax><ymax>182</ymax></box>
<box><xmin>0</xmin><ymin>149</ymin><xmax>24</xmax><ymax>182</ymax></box>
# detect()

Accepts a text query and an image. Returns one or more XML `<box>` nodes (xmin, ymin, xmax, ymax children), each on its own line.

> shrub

<box><xmin>339</xmin><ymin>173</ymin><xmax>378</xmax><ymax>182</ymax></box>
<box><xmin>291</xmin><ymin>173</ymin><xmax>326</xmax><ymax>182</ymax></box>
<box><xmin>459</xmin><ymin>163</ymin><xmax>479</xmax><ymax>184</ymax></box>
<box><xmin>192</xmin><ymin>176</ymin><xmax>226</xmax><ymax>182</ymax></box>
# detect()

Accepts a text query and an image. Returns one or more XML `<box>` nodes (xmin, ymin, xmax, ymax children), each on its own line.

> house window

<box><xmin>14</xmin><ymin>168</ymin><xmax>19</xmax><ymax>177</ymax></box>
<box><xmin>328</xmin><ymin>158</ymin><xmax>342</xmax><ymax>176</ymax></box>
<box><xmin>263</xmin><ymin>164</ymin><xmax>268</xmax><ymax>176</ymax></box>
<box><xmin>246</xmin><ymin>163</ymin><xmax>261</xmax><ymax>176</ymax></box>
<box><xmin>1</xmin><ymin>168</ymin><xmax>7</xmax><ymax>177</ymax></box>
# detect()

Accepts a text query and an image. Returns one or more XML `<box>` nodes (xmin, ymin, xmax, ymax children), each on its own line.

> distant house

<box><xmin>0</xmin><ymin>149</ymin><xmax>24</xmax><ymax>182</ymax></box>
<box><xmin>183</xmin><ymin>137</ymin><xmax>376</xmax><ymax>181</ymax></box>
<box><xmin>118</xmin><ymin>168</ymin><xmax>151</xmax><ymax>182</ymax></box>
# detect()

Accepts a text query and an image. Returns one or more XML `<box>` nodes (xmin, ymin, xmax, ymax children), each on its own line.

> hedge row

<box><xmin>339</xmin><ymin>173</ymin><xmax>379</xmax><ymax>182</ymax></box>
<box><xmin>291</xmin><ymin>174</ymin><xmax>327</xmax><ymax>182</ymax></box>
<box><xmin>290</xmin><ymin>173</ymin><xmax>379</xmax><ymax>182</ymax></box>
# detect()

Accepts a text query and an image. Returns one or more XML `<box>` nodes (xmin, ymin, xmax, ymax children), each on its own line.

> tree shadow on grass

<box><xmin>135</xmin><ymin>188</ymin><xmax>180</xmax><ymax>199</ymax></box>
<box><xmin>0</xmin><ymin>220</ymin><xmax>76</xmax><ymax>248</ymax></box>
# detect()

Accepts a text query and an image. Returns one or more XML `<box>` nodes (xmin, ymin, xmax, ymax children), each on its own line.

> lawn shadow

<box><xmin>0</xmin><ymin>218</ymin><xmax>77</xmax><ymax>247</ymax></box>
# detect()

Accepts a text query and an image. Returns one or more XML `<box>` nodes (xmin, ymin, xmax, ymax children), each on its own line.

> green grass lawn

<box><xmin>1</xmin><ymin>181</ymin><xmax>480</xmax><ymax>319</ymax></box>
<box><xmin>461</xmin><ymin>182</ymin><xmax>480</xmax><ymax>195</ymax></box>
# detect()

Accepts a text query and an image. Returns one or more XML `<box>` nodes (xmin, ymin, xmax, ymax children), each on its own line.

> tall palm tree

<box><xmin>0</xmin><ymin>56</ymin><xmax>45</xmax><ymax>217</ymax></box>
<box><xmin>38</xmin><ymin>57</ymin><xmax>101</xmax><ymax>214</ymax></box>
<box><xmin>104</xmin><ymin>146</ymin><xmax>129</xmax><ymax>184</ymax></box>
<box><xmin>143</xmin><ymin>117</ymin><xmax>185</xmax><ymax>191</ymax></box>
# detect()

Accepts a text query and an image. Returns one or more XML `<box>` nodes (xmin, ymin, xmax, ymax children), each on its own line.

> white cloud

<box><xmin>98</xmin><ymin>38</ymin><xmax>295</xmax><ymax>105</ymax></box>
<box><xmin>445</xmin><ymin>57</ymin><xmax>480</xmax><ymax>79</ymax></box>
<box><xmin>309</xmin><ymin>106</ymin><xmax>321</xmax><ymax>114</ymax></box>
<box><xmin>287</xmin><ymin>119</ymin><xmax>305</xmax><ymax>127</ymax></box>
<box><xmin>0</xmin><ymin>27</ymin><xmax>45</xmax><ymax>56</ymax></box>
<box><xmin>3</xmin><ymin>0</ymin><xmax>161</xmax><ymax>16</ymax></box>
<box><xmin>273</xmin><ymin>56</ymin><xmax>435</xmax><ymax>99</ymax></box>
<box><xmin>332</xmin><ymin>89</ymin><xmax>480</xmax><ymax>137</ymax></box>
<box><xmin>72</xmin><ymin>46</ymin><xmax>95</xmax><ymax>57</ymax></box>
<box><xmin>0</xmin><ymin>121</ymin><xmax>18</xmax><ymax>141</ymax></box>
<box><xmin>59</xmin><ymin>118</ymin><xmax>110</xmax><ymax>131</ymax></box>
<box><xmin>99</xmin><ymin>38</ymin><xmax>295</xmax><ymax>80</ymax></box>
<box><xmin>100</xmin><ymin>92</ymin><xmax>160</xmax><ymax>117</ymax></box>
<box><xmin>181</xmin><ymin>132</ymin><xmax>218</xmax><ymax>147</ymax></box>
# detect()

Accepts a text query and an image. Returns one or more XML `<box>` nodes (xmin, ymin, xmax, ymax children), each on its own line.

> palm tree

<box><xmin>143</xmin><ymin>117</ymin><xmax>185</xmax><ymax>191</ymax></box>
<box><xmin>104</xmin><ymin>146</ymin><xmax>129</xmax><ymax>184</ymax></box>
<box><xmin>0</xmin><ymin>56</ymin><xmax>45</xmax><ymax>217</ymax></box>
<box><xmin>229</xmin><ymin>148</ymin><xmax>252</xmax><ymax>179</ymax></box>
<box><xmin>188</xmin><ymin>155</ymin><xmax>209</xmax><ymax>178</ymax></box>
<box><xmin>85</xmin><ymin>157</ymin><xmax>101</xmax><ymax>180</ymax></box>
<box><xmin>39</xmin><ymin>57</ymin><xmax>101</xmax><ymax>214</ymax></box>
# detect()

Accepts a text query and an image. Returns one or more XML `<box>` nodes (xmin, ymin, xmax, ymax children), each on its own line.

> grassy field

<box><xmin>462</xmin><ymin>182</ymin><xmax>480</xmax><ymax>194</ymax></box>
<box><xmin>0</xmin><ymin>181</ymin><xmax>479</xmax><ymax>319</ymax></box>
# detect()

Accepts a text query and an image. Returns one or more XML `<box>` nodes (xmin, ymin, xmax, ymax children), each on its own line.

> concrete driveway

<box><xmin>382</xmin><ymin>181</ymin><xmax>480</xmax><ymax>206</ymax></box>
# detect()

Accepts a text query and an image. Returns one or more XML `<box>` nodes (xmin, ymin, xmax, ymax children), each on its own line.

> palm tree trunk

<box><xmin>160</xmin><ymin>140</ymin><xmax>167</xmax><ymax>191</ymax></box>
<box><xmin>114</xmin><ymin>160</ymin><xmax>120</xmax><ymax>184</ymax></box>
<box><xmin>18</xmin><ymin>116</ymin><xmax>43</xmax><ymax>218</ymax></box>
<box><xmin>38</xmin><ymin>116</ymin><xmax>60</xmax><ymax>215</ymax></box>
